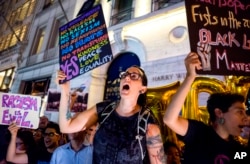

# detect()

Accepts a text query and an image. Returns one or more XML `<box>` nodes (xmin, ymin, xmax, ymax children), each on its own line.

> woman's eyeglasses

<box><xmin>119</xmin><ymin>71</ymin><xmax>141</xmax><ymax>80</ymax></box>
<box><xmin>43</xmin><ymin>132</ymin><xmax>58</xmax><ymax>137</ymax></box>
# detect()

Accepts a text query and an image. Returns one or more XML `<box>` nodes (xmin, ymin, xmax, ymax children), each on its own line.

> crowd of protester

<box><xmin>0</xmin><ymin>52</ymin><xmax>250</xmax><ymax>164</ymax></box>
<box><xmin>0</xmin><ymin>110</ymin><xmax>249</xmax><ymax>164</ymax></box>
<box><xmin>0</xmin><ymin>115</ymin><xmax>96</xmax><ymax>164</ymax></box>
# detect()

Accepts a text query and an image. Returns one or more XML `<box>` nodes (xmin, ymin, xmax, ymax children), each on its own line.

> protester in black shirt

<box><xmin>56</xmin><ymin>66</ymin><xmax>166</xmax><ymax>163</ymax></box>
<box><xmin>164</xmin><ymin>52</ymin><xmax>249</xmax><ymax>164</ymax></box>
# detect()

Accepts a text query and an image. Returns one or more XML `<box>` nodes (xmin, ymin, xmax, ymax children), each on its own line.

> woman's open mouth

<box><xmin>122</xmin><ymin>84</ymin><xmax>130</xmax><ymax>91</ymax></box>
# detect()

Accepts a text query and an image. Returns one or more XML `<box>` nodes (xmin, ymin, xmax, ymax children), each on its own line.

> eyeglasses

<box><xmin>42</xmin><ymin>132</ymin><xmax>58</xmax><ymax>137</ymax></box>
<box><xmin>119</xmin><ymin>71</ymin><xmax>141</xmax><ymax>80</ymax></box>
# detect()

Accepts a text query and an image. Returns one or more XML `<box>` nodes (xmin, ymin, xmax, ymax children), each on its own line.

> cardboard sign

<box><xmin>0</xmin><ymin>93</ymin><xmax>41</xmax><ymax>129</ymax></box>
<box><xmin>59</xmin><ymin>4</ymin><xmax>113</xmax><ymax>83</ymax></box>
<box><xmin>185</xmin><ymin>0</ymin><xmax>250</xmax><ymax>76</ymax></box>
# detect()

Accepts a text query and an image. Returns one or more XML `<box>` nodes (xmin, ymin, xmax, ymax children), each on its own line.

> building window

<box><xmin>110</xmin><ymin>0</ymin><xmax>134</xmax><ymax>26</ymax></box>
<box><xmin>19</xmin><ymin>0</ymin><xmax>36</xmax><ymax>20</ymax></box>
<box><xmin>3</xmin><ymin>34</ymin><xmax>12</xmax><ymax>50</ymax></box>
<box><xmin>9</xmin><ymin>29</ymin><xmax>21</xmax><ymax>47</ymax></box>
<box><xmin>48</xmin><ymin>17</ymin><xmax>67</xmax><ymax>49</ymax></box>
<box><xmin>22</xmin><ymin>77</ymin><xmax>51</xmax><ymax>96</ymax></box>
<box><xmin>19</xmin><ymin>25</ymin><xmax>27</xmax><ymax>41</ymax></box>
<box><xmin>32</xmin><ymin>27</ymin><xmax>46</xmax><ymax>55</ymax></box>
<box><xmin>0</xmin><ymin>25</ymin><xmax>27</xmax><ymax>52</ymax></box>
<box><xmin>0</xmin><ymin>40</ymin><xmax>3</xmax><ymax>51</ymax></box>
<box><xmin>19</xmin><ymin>3</ymin><xmax>28</xmax><ymax>20</ymax></box>
<box><xmin>0</xmin><ymin>0</ymin><xmax>35</xmax><ymax>51</ymax></box>
<box><xmin>152</xmin><ymin>0</ymin><xmax>184</xmax><ymax>12</ymax></box>
<box><xmin>9</xmin><ymin>12</ymin><xmax>16</xmax><ymax>26</ymax></box>
<box><xmin>0</xmin><ymin>67</ymin><xmax>15</xmax><ymax>92</ymax></box>
<box><xmin>10</xmin><ymin>0</ymin><xmax>36</xmax><ymax>26</ymax></box>
<box><xmin>26</xmin><ymin>0</ymin><xmax>36</xmax><ymax>17</ymax></box>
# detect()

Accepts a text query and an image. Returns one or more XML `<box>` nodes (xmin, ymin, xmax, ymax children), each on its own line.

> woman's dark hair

<box><xmin>207</xmin><ymin>92</ymin><xmax>245</xmax><ymax>122</ymax></box>
<box><xmin>131</xmin><ymin>65</ymin><xmax>148</xmax><ymax>107</ymax></box>
<box><xmin>17</xmin><ymin>130</ymin><xmax>36</xmax><ymax>152</ymax></box>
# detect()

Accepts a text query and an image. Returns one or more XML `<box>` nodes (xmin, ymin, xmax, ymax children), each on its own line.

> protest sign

<box><xmin>185</xmin><ymin>0</ymin><xmax>250</xmax><ymax>76</ymax></box>
<box><xmin>0</xmin><ymin>93</ymin><xmax>41</xmax><ymax>129</ymax></box>
<box><xmin>59</xmin><ymin>4</ymin><xmax>113</xmax><ymax>83</ymax></box>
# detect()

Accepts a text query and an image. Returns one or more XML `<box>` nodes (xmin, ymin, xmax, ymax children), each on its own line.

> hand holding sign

<box><xmin>8</xmin><ymin>122</ymin><xmax>20</xmax><ymax>136</ymax></box>
<box><xmin>185</xmin><ymin>52</ymin><xmax>202</xmax><ymax>77</ymax></box>
<box><xmin>197</xmin><ymin>42</ymin><xmax>212</xmax><ymax>71</ymax></box>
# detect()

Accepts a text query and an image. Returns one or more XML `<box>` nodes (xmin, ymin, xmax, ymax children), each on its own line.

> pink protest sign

<box><xmin>0</xmin><ymin>93</ymin><xmax>41</xmax><ymax>129</ymax></box>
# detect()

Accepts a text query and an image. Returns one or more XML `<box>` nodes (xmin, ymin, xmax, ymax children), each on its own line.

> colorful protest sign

<box><xmin>59</xmin><ymin>4</ymin><xmax>113</xmax><ymax>83</ymax></box>
<box><xmin>185</xmin><ymin>0</ymin><xmax>250</xmax><ymax>76</ymax></box>
<box><xmin>0</xmin><ymin>93</ymin><xmax>41</xmax><ymax>129</ymax></box>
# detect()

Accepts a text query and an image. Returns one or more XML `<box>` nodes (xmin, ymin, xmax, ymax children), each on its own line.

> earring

<box><xmin>218</xmin><ymin>117</ymin><xmax>225</xmax><ymax>125</ymax></box>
